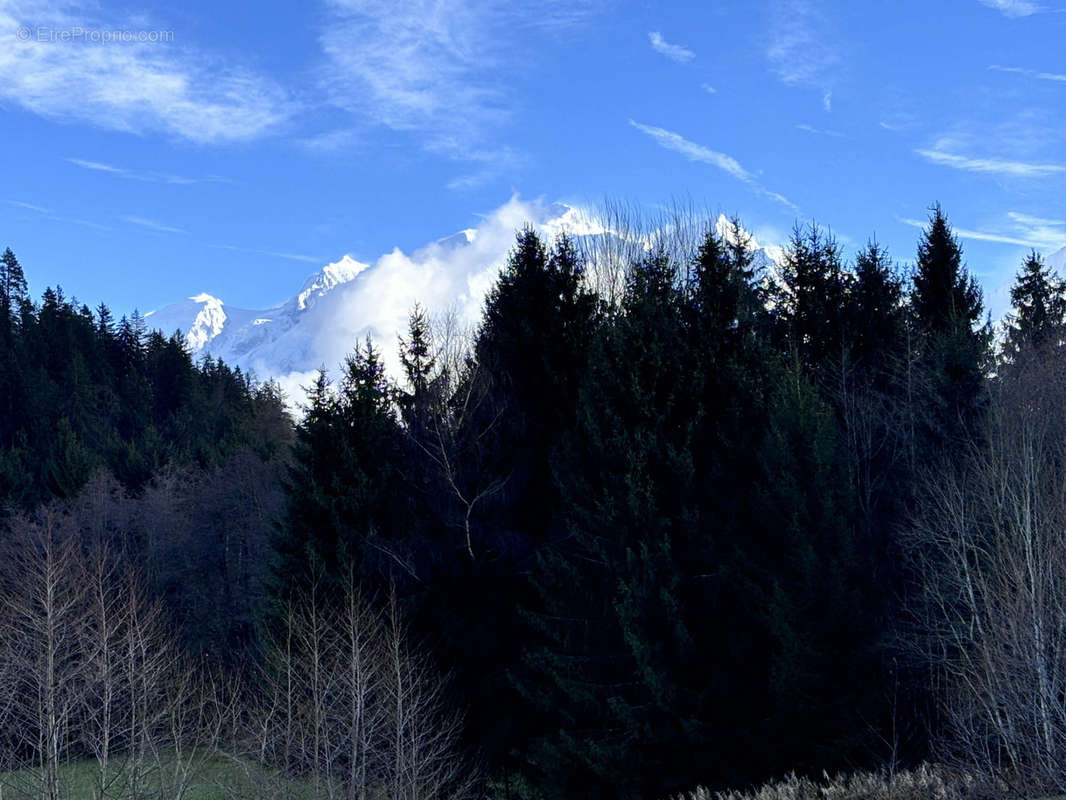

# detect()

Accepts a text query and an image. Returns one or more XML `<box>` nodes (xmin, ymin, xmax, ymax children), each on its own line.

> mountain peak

<box><xmin>297</xmin><ymin>254</ymin><xmax>369</xmax><ymax>310</ymax></box>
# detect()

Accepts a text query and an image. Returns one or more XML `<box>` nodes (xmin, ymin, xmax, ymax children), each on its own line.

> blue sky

<box><xmin>2</xmin><ymin>0</ymin><xmax>1066</xmax><ymax>320</ymax></box>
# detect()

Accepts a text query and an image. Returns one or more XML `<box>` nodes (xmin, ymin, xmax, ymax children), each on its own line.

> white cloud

<box><xmin>629</xmin><ymin>120</ymin><xmax>800</xmax><ymax>213</ymax></box>
<box><xmin>978</xmin><ymin>0</ymin><xmax>1044</xmax><ymax>17</ymax></box>
<box><xmin>0</xmin><ymin>0</ymin><xmax>289</xmax><ymax>143</ymax></box>
<box><xmin>3</xmin><ymin>196</ymin><xmax>114</xmax><ymax>230</ymax></box>
<box><xmin>4</xmin><ymin>199</ymin><xmax>50</xmax><ymax>212</ymax></box>
<box><xmin>206</xmin><ymin>243</ymin><xmax>324</xmax><ymax>264</ymax></box>
<box><xmin>265</xmin><ymin>196</ymin><xmax>587</xmax><ymax>400</ymax></box>
<box><xmin>629</xmin><ymin>120</ymin><xmax>749</xmax><ymax>181</ymax></box>
<box><xmin>66</xmin><ymin>158</ymin><xmax>230</xmax><ymax>185</ymax></box>
<box><xmin>916</xmin><ymin>148</ymin><xmax>1066</xmax><ymax>177</ymax></box>
<box><xmin>318</xmin><ymin>0</ymin><xmax>596</xmax><ymax>162</ymax></box>
<box><xmin>701</xmin><ymin>83</ymin><xmax>717</xmax><ymax>94</ymax></box>
<box><xmin>766</xmin><ymin>0</ymin><xmax>840</xmax><ymax>93</ymax></box>
<box><xmin>796</xmin><ymin>123</ymin><xmax>844</xmax><ymax>137</ymax></box>
<box><xmin>989</xmin><ymin>64</ymin><xmax>1066</xmax><ymax>82</ymax></box>
<box><xmin>899</xmin><ymin>212</ymin><xmax>1066</xmax><ymax>252</ymax></box>
<box><xmin>121</xmin><ymin>215</ymin><xmax>185</xmax><ymax>234</ymax></box>
<box><xmin>648</xmin><ymin>31</ymin><xmax>694</xmax><ymax>63</ymax></box>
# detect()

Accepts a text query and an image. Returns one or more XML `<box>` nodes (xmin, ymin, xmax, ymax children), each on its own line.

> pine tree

<box><xmin>848</xmin><ymin>242</ymin><xmax>906</xmax><ymax>373</ymax></box>
<box><xmin>519</xmin><ymin>250</ymin><xmax>707</xmax><ymax>799</ymax></box>
<box><xmin>743</xmin><ymin>366</ymin><xmax>877</xmax><ymax>775</ymax></box>
<box><xmin>911</xmin><ymin>205</ymin><xmax>982</xmax><ymax>335</ymax></box>
<box><xmin>1002</xmin><ymin>250</ymin><xmax>1066</xmax><ymax>364</ymax></box>
<box><xmin>775</xmin><ymin>223</ymin><xmax>850</xmax><ymax>371</ymax></box>
<box><xmin>0</xmin><ymin>247</ymin><xmax>28</xmax><ymax>324</ymax></box>
<box><xmin>397</xmin><ymin>303</ymin><xmax>437</xmax><ymax>433</ymax></box>
<box><xmin>471</xmin><ymin>229</ymin><xmax>598</xmax><ymax>553</ymax></box>
<box><xmin>275</xmin><ymin>340</ymin><xmax>410</xmax><ymax>602</ymax></box>
<box><xmin>908</xmin><ymin>205</ymin><xmax>990</xmax><ymax>447</ymax></box>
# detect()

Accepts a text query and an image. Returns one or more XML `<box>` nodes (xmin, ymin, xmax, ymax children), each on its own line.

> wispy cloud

<box><xmin>66</xmin><ymin>158</ymin><xmax>229</xmax><ymax>185</ymax></box>
<box><xmin>796</xmin><ymin>123</ymin><xmax>844</xmax><ymax>137</ymax></box>
<box><xmin>648</xmin><ymin>31</ymin><xmax>694</xmax><ymax>63</ymax></box>
<box><xmin>899</xmin><ymin>212</ymin><xmax>1066</xmax><ymax>251</ymax></box>
<box><xmin>977</xmin><ymin>0</ymin><xmax>1045</xmax><ymax>17</ymax></box>
<box><xmin>989</xmin><ymin>64</ymin><xmax>1066</xmax><ymax>82</ymax></box>
<box><xmin>766</xmin><ymin>0</ymin><xmax>840</xmax><ymax>98</ymax></box>
<box><xmin>207</xmin><ymin>243</ymin><xmax>323</xmax><ymax>264</ymax></box>
<box><xmin>629</xmin><ymin>120</ymin><xmax>800</xmax><ymax>213</ymax></box>
<box><xmin>3</xmin><ymin>197</ymin><xmax>113</xmax><ymax>231</ymax></box>
<box><xmin>916</xmin><ymin>148</ymin><xmax>1066</xmax><ymax>177</ymax></box>
<box><xmin>4</xmin><ymin>199</ymin><xmax>50</xmax><ymax>213</ymax></box>
<box><xmin>121</xmin><ymin>215</ymin><xmax>186</xmax><ymax>234</ymax></box>
<box><xmin>0</xmin><ymin>1</ymin><xmax>290</xmax><ymax>143</ymax></box>
<box><xmin>701</xmin><ymin>83</ymin><xmax>717</xmax><ymax>94</ymax></box>
<box><xmin>318</xmin><ymin>0</ymin><xmax>597</xmax><ymax>164</ymax></box>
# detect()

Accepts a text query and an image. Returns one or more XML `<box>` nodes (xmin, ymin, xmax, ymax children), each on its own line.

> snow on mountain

<box><xmin>1046</xmin><ymin>244</ymin><xmax>1066</xmax><ymax>274</ymax></box>
<box><xmin>296</xmin><ymin>255</ymin><xmax>369</xmax><ymax>310</ymax></box>
<box><xmin>145</xmin><ymin>292</ymin><xmax>229</xmax><ymax>350</ymax></box>
<box><xmin>145</xmin><ymin>198</ymin><xmax>782</xmax><ymax>407</ymax></box>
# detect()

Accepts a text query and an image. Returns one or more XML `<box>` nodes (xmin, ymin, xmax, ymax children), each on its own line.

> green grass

<box><xmin>0</xmin><ymin>754</ymin><xmax>317</xmax><ymax>799</ymax></box>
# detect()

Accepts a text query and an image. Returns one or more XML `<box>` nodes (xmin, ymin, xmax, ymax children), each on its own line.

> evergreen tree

<box><xmin>411</xmin><ymin>230</ymin><xmax>599</xmax><ymax>784</ymax></box>
<box><xmin>519</xmin><ymin>250</ymin><xmax>707</xmax><ymax>799</ymax></box>
<box><xmin>0</xmin><ymin>247</ymin><xmax>28</xmax><ymax>324</ymax></box>
<box><xmin>1002</xmin><ymin>250</ymin><xmax>1066</xmax><ymax>364</ymax></box>
<box><xmin>397</xmin><ymin>303</ymin><xmax>437</xmax><ymax>434</ymax></box>
<box><xmin>275</xmin><ymin>340</ymin><xmax>410</xmax><ymax>600</ymax></box>
<box><xmin>908</xmin><ymin>205</ymin><xmax>990</xmax><ymax>447</ymax></box>
<box><xmin>911</xmin><ymin>206</ymin><xmax>982</xmax><ymax>335</ymax></box>
<box><xmin>471</xmin><ymin>228</ymin><xmax>598</xmax><ymax>555</ymax></box>
<box><xmin>847</xmin><ymin>242</ymin><xmax>906</xmax><ymax>373</ymax></box>
<box><xmin>775</xmin><ymin>223</ymin><xmax>850</xmax><ymax>371</ymax></box>
<box><xmin>743</xmin><ymin>367</ymin><xmax>877</xmax><ymax>775</ymax></box>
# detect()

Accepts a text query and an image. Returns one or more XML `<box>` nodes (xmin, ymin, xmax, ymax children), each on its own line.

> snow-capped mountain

<box><xmin>1046</xmin><ymin>244</ymin><xmax>1066</xmax><ymax>274</ymax></box>
<box><xmin>145</xmin><ymin>199</ymin><xmax>782</xmax><ymax>405</ymax></box>
<box><xmin>146</xmin><ymin>254</ymin><xmax>372</xmax><ymax>380</ymax></box>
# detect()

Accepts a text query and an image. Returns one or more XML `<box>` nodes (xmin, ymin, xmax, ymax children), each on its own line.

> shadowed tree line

<box><xmin>4</xmin><ymin>205</ymin><xmax>1066</xmax><ymax>799</ymax></box>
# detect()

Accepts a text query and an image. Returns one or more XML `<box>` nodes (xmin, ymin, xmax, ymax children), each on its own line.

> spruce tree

<box><xmin>519</xmin><ymin>250</ymin><xmax>707</xmax><ymax>799</ymax></box>
<box><xmin>397</xmin><ymin>303</ymin><xmax>437</xmax><ymax>434</ymax></box>
<box><xmin>744</xmin><ymin>366</ymin><xmax>877</xmax><ymax>775</ymax></box>
<box><xmin>275</xmin><ymin>340</ymin><xmax>410</xmax><ymax>601</ymax></box>
<box><xmin>471</xmin><ymin>228</ymin><xmax>597</xmax><ymax>554</ymax></box>
<box><xmin>1002</xmin><ymin>250</ymin><xmax>1066</xmax><ymax>364</ymax></box>
<box><xmin>775</xmin><ymin>223</ymin><xmax>850</xmax><ymax>371</ymax></box>
<box><xmin>0</xmin><ymin>247</ymin><xmax>28</xmax><ymax>324</ymax></box>
<box><xmin>908</xmin><ymin>205</ymin><xmax>989</xmax><ymax>447</ymax></box>
<box><xmin>911</xmin><ymin>205</ymin><xmax>982</xmax><ymax>335</ymax></box>
<box><xmin>848</xmin><ymin>241</ymin><xmax>906</xmax><ymax>373</ymax></box>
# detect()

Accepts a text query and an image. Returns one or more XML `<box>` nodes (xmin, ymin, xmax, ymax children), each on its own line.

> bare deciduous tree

<box><xmin>907</xmin><ymin>356</ymin><xmax>1066</xmax><ymax>794</ymax></box>
<box><xmin>239</xmin><ymin>578</ymin><xmax>476</xmax><ymax>800</ymax></box>
<box><xmin>0</xmin><ymin>504</ymin><xmax>227</xmax><ymax>800</ymax></box>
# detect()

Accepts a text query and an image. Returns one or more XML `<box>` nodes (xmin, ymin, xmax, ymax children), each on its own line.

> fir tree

<box><xmin>397</xmin><ymin>303</ymin><xmax>437</xmax><ymax>433</ymax></box>
<box><xmin>911</xmin><ymin>205</ymin><xmax>982</xmax><ymax>335</ymax></box>
<box><xmin>519</xmin><ymin>250</ymin><xmax>707</xmax><ymax>799</ymax></box>
<box><xmin>1002</xmin><ymin>250</ymin><xmax>1066</xmax><ymax>364</ymax></box>
<box><xmin>775</xmin><ymin>223</ymin><xmax>850</xmax><ymax>371</ymax></box>
<box><xmin>275</xmin><ymin>340</ymin><xmax>410</xmax><ymax>601</ymax></box>
<box><xmin>908</xmin><ymin>205</ymin><xmax>990</xmax><ymax>448</ymax></box>
<box><xmin>847</xmin><ymin>241</ymin><xmax>906</xmax><ymax>373</ymax></box>
<box><xmin>0</xmin><ymin>247</ymin><xmax>28</xmax><ymax>324</ymax></box>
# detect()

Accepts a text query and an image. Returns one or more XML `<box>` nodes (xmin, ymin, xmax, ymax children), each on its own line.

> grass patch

<box><xmin>0</xmin><ymin>754</ymin><xmax>318</xmax><ymax>800</ymax></box>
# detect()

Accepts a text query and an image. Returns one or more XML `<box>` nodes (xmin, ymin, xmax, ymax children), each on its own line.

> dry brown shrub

<box><xmin>681</xmin><ymin>764</ymin><xmax>1007</xmax><ymax>800</ymax></box>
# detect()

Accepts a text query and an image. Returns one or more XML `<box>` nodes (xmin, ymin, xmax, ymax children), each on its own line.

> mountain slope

<box><xmin>146</xmin><ymin>199</ymin><xmax>783</xmax><ymax>403</ymax></box>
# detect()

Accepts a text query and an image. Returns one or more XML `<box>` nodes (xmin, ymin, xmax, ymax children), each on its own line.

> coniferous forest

<box><xmin>3</xmin><ymin>205</ymin><xmax>1066</xmax><ymax>800</ymax></box>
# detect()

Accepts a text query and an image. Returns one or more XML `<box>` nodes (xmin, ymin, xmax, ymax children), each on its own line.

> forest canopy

<box><xmin>3</xmin><ymin>205</ymin><xmax>1066</xmax><ymax>800</ymax></box>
